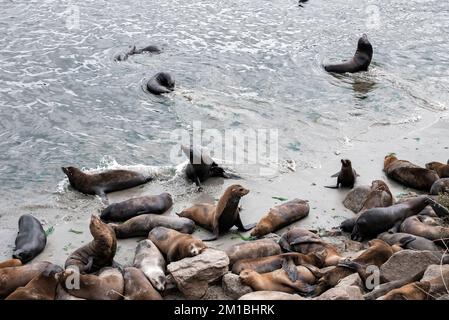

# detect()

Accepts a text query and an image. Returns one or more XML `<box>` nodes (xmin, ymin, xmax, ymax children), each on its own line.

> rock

<box><xmin>421</xmin><ymin>264</ymin><xmax>449</xmax><ymax>282</ymax></box>
<box><xmin>222</xmin><ymin>273</ymin><xmax>253</xmax><ymax>299</ymax></box>
<box><xmin>343</xmin><ymin>186</ymin><xmax>371</xmax><ymax>213</ymax></box>
<box><xmin>336</xmin><ymin>273</ymin><xmax>363</xmax><ymax>289</ymax></box>
<box><xmin>202</xmin><ymin>285</ymin><xmax>233</xmax><ymax>300</ymax></box>
<box><xmin>167</xmin><ymin>249</ymin><xmax>229</xmax><ymax>299</ymax></box>
<box><xmin>239</xmin><ymin>291</ymin><xmax>306</xmax><ymax>300</ymax></box>
<box><xmin>421</xmin><ymin>264</ymin><xmax>449</xmax><ymax>298</ymax></box>
<box><xmin>315</xmin><ymin>286</ymin><xmax>364</xmax><ymax>300</ymax></box>
<box><xmin>380</xmin><ymin>250</ymin><xmax>442</xmax><ymax>282</ymax></box>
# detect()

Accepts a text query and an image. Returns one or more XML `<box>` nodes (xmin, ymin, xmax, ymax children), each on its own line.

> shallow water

<box><xmin>1</xmin><ymin>0</ymin><xmax>449</xmax><ymax>257</ymax></box>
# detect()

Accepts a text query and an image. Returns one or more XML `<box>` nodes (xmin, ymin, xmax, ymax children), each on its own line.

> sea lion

<box><xmin>57</xmin><ymin>267</ymin><xmax>124</xmax><ymax>300</ymax></box>
<box><xmin>278</xmin><ymin>228</ymin><xmax>342</xmax><ymax>267</ymax></box>
<box><xmin>61</xmin><ymin>166</ymin><xmax>152</xmax><ymax>204</ymax></box>
<box><xmin>383</xmin><ymin>155</ymin><xmax>439</xmax><ymax>191</ymax></box>
<box><xmin>378</xmin><ymin>281</ymin><xmax>431</xmax><ymax>300</ymax></box>
<box><xmin>181</xmin><ymin>144</ymin><xmax>235</xmax><ymax>190</ymax></box>
<box><xmin>225</xmin><ymin>239</ymin><xmax>282</xmax><ymax>266</ymax></box>
<box><xmin>101</xmin><ymin>193</ymin><xmax>173</xmax><ymax>222</ymax></box>
<box><xmin>430</xmin><ymin>178</ymin><xmax>449</xmax><ymax>195</ymax></box>
<box><xmin>378</xmin><ymin>231</ymin><xmax>442</xmax><ymax>252</ymax></box>
<box><xmin>324</xmin><ymin>34</ymin><xmax>373</xmax><ymax>74</ymax></box>
<box><xmin>146</xmin><ymin>72</ymin><xmax>175</xmax><ymax>95</ymax></box>
<box><xmin>400</xmin><ymin>215</ymin><xmax>449</xmax><ymax>242</ymax></box>
<box><xmin>123</xmin><ymin>267</ymin><xmax>163</xmax><ymax>300</ymax></box>
<box><xmin>350</xmin><ymin>196</ymin><xmax>431</xmax><ymax>241</ymax></box>
<box><xmin>5</xmin><ymin>264</ymin><xmax>63</xmax><ymax>300</ymax></box>
<box><xmin>232</xmin><ymin>252</ymin><xmax>325</xmax><ymax>274</ymax></box>
<box><xmin>426</xmin><ymin>161</ymin><xmax>449</xmax><ymax>178</ymax></box>
<box><xmin>325</xmin><ymin>159</ymin><xmax>357</xmax><ymax>189</ymax></box>
<box><xmin>0</xmin><ymin>261</ymin><xmax>52</xmax><ymax>298</ymax></box>
<box><xmin>65</xmin><ymin>215</ymin><xmax>117</xmax><ymax>273</ymax></box>
<box><xmin>109</xmin><ymin>214</ymin><xmax>195</xmax><ymax>239</ymax></box>
<box><xmin>0</xmin><ymin>259</ymin><xmax>22</xmax><ymax>269</ymax></box>
<box><xmin>55</xmin><ymin>284</ymin><xmax>84</xmax><ymax>300</ymax></box>
<box><xmin>13</xmin><ymin>214</ymin><xmax>47</xmax><ymax>263</ymax></box>
<box><xmin>250</xmin><ymin>199</ymin><xmax>310</xmax><ymax>238</ymax></box>
<box><xmin>239</xmin><ymin>291</ymin><xmax>304</xmax><ymax>300</ymax></box>
<box><xmin>177</xmin><ymin>184</ymin><xmax>254</xmax><ymax>241</ymax></box>
<box><xmin>315</xmin><ymin>239</ymin><xmax>394</xmax><ymax>295</ymax></box>
<box><xmin>148</xmin><ymin>227</ymin><xmax>207</xmax><ymax>262</ymax></box>
<box><xmin>114</xmin><ymin>45</ymin><xmax>161</xmax><ymax>61</ymax></box>
<box><xmin>133</xmin><ymin>239</ymin><xmax>166</xmax><ymax>291</ymax></box>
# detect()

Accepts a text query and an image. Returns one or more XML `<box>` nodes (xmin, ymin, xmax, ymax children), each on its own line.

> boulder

<box><xmin>380</xmin><ymin>250</ymin><xmax>442</xmax><ymax>282</ymax></box>
<box><xmin>202</xmin><ymin>285</ymin><xmax>233</xmax><ymax>300</ymax></box>
<box><xmin>421</xmin><ymin>264</ymin><xmax>449</xmax><ymax>298</ymax></box>
<box><xmin>343</xmin><ymin>185</ymin><xmax>371</xmax><ymax>213</ymax></box>
<box><xmin>421</xmin><ymin>264</ymin><xmax>449</xmax><ymax>282</ymax></box>
<box><xmin>222</xmin><ymin>273</ymin><xmax>253</xmax><ymax>299</ymax></box>
<box><xmin>336</xmin><ymin>273</ymin><xmax>363</xmax><ymax>289</ymax></box>
<box><xmin>239</xmin><ymin>291</ymin><xmax>306</xmax><ymax>300</ymax></box>
<box><xmin>315</xmin><ymin>286</ymin><xmax>364</xmax><ymax>300</ymax></box>
<box><xmin>167</xmin><ymin>249</ymin><xmax>229</xmax><ymax>299</ymax></box>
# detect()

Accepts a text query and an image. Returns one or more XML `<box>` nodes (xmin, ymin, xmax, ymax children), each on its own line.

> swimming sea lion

<box><xmin>430</xmin><ymin>178</ymin><xmax>449</xmax><ymax>195</ymax></box>
<box><xmin>123</xmin><ymin>267</ymin><xmax>163</xmax><ymax>300</ymax></box>
<box><xmin>61</xmin><ymin>166</ymin><xmax>152</xmax><ymax>204</ymax></box>
<box><xmin>378</xmin><ymin>281</ymin><xmax>431</xmax><ymax>300</ymax></box>
<box><xmin>0</xmin><ymin>261</ymin><xmax>52</xmax><ymax>298</ymax></box>
<box><xmin>146</xmin><ymin>72</ymin><xmax>175</xmax><ymax>95</ymax></box>
<box><xmin>383</xmin><ymin>155</ymin><xmax>439</xmax><ymax>191</ymax></box>
<box><xmin>114</xmin><ymin>45</ymin><xmax>161</xmax><ymax>62</ymax></box>
<box><xmin>57</xmin><ymin>267</ymin><xmax>124</xmax><ymax>300</ymax></box>
<box><xmin>350</xmin><ymin>196</ymin><xmax>431</xmax><ymax>241</ymax></box>
<box><xmin>400</xmin><ymin>215</ymin><xmax>449</xmax><ymax>243</ymax></box>
<box><xmin>278</xmin><ymin>228</ymin><xmax>342</xmax><ymax>267</ymax></box>
<box><xmin>177</xmin><ymin>184</ymin><xmax>253</xmax><ymax>241</ymax></box>
<box><xmin>250</xmin><ymin>199</ymin><xmax>309</xmax><ymax>238</ymax></box>
<box><xmin>65</xmin><ymin>215</ymin><xmax>117</xmax><ymax>273</ymax></box>
<box><xmin>324</xmin><ymin>34</ymin><xmax>373</xmax><ymax>73</ymax></box>
<box><xmin>5</xmin><ymin>264</ymin><xmax>63</xmax><ymax>300</ymax></box>
<box><xmin>426</xmin><ymin>161</ymin><xmax>449</xmax><ymax>178</ymax></box>
<box><xmin>325</xmin><ymin>159</ymin><xmax>357</xmax><ymax>189</ymax></box>
<box><xmin>109</xmin><ymin>214</ymin><xmax>195</xmax><ymax>239</ymax></box>
<box><xmin>225</xmin><ymin>239</ymin><xmax>282</xmax><ymax>266</ymax></box>
<box><xmin>0</xmin><ymin>259</ymin><xmax>22</xmax><ymax>269</ymax></box>
<box><xmin>378</xmin><ymin>231</ymin><xmax>442</xmax><ymax>252</ymax></box>
<box><xmin>13</xmin><ymin>214</ymin><xmax>47</xmax><ymax>263</ymax></box>
<box><xmin>101</xmin><ymin>193</ymin><xmax>173</xmax><ymax>222</ymax></box>
<box><xmin>133</xmin><ymin>239</ymin><xmax>166</xmax><ymax>291</ymax></box>
<box><xmin>148</xmin><ymin>227</ymin><xmax>207</xmax><ymax>263</ymax></box>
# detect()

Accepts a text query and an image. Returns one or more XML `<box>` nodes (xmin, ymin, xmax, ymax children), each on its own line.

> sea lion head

<box><xmin>340</xmin><ymin>159</ymin><xmax>352</xmax><ymax>168</ymax></box>
<box><xmin>187</xmin><ymin>239</ymin><xmax>207</xmax><ymax>257</ymax></box>
<box><xmin>229</xmin><ymin>184</ymin><xmax>250</xmax><ymax>198</ymax></box>
<box><xmin>383</xmin><ymin>154</ymin><xmax>398</xmax><ymax>170</ymax></box>
<box><xmin>357</xmin><ymin>34</ymin><xmax>373</xmax><ymax>56</ymax></box>
<box><xmin>157</xmin><ymin>72</ymin><xmax>175</xmax><ymax>91</ymax></box>
<box><xmin>12</xmin><ymin>248</ymin><xmax>32</xmax><ymax>263</ymax></box>
<box><xmin>239</xmin><ymin>269</ymin><xmax>257</xmax><ymax>284</ymax></box>
<box><xmin>425</xmin><ymin>162</ymin><xmax>442</xmax><ymax>171</ymax></box>
<box><xmin>250</xmin><ymin>221</ymin><xmax>271</xmax><ymax>238</ymax></box>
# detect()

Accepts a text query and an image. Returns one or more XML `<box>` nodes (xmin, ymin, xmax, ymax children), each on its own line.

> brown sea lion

<box><xmin>325</xmin><ymin>159</ymin><xmax>357</xmax><ymax>189</ymax></box>
<box><xmin>65</xmin><ymin>215</ymin><xmax>117</xmax><ymax>273</ymax></box>
<box><xmin>61</xmin><ymin>166</ymin><xmax>152</xmax><ymax>204</ymax></box>
<box><xmin>0</xmin><ymin>261</ymin><xmax>52</xmax><ymax>298</ymax></box>
<box><xmin>378</xmin><ymin>231</ymin><xmax>442</xmax><ymax>252</ymax></box>
<box><xmin>101</xmin><ymin>193</ymin><xmax>173</xmax><ymax>222</ymax></box>
<box><xmin>383</xmin><ymin>155</ymin><xmax>439</xmax><ymax>191</ymax></box>
<box><xmin>426</xmin><ymin>161</ymin><xmax>449</xmax><ymax>178</ymax></box>
<box><xmin>133</xmin><ymin>240</ymin><xmax>166</xmax><ymax>291</ymax></box>
<box><xmin>250</xmin><ymin>199</ymin><xmax>309</xmax><ymax>238</ymax></box>
<box><xmin>378</xmin><ymin>281</ymin><xmax>431</xmax><ymax>300</ymax></box>
<box><xmin>55</xmin><ymin>284</ymin><xmax>85</xmax><ymax>300</ymax></box>
<box><xmin>400</xmin><ymin>215</ymin><xmax>449</xmax><ymax>242</ymax></box>
<box><xmin>430</xmin><ymin>178</ymin><xmax>449</xmax><ymax>195</ymax></box>
<box><xmin>109</xmin><ymin>214</ymin><xmax>195</xmax><ymax>239</ymax></box>
<box><xmin>0</xmin><ymin>259</ymin><xmax>22</xmax><ymax>269</ymax></box>
<box><xmin>177</xmin><ymin>184</ymin><xmax>254</xmax><ymax>241</ymax></box>
<box><xmin>278</xmin><ymin>228</ymin><xmax>342</xmax><ymax>267</ymax></box>
<box><xmin>5</xmin><ymin>264</ymin><xmax>63</xmax><ymax>300</ymax></box>
<box><xmin>148</xmin><ymin>227</ymin><xmax>207</xmax><ymax>263</ymax></box>
<box><xmin>232</xmin><ymin>252</ymin><xmax>325</xmax><ymax>274</ymax></box>
<box><xmin>123</xmin><ymin>267</ymin><xmax>162</xmax><ymax>300</ymax></box>
<box><xmin>225</xmin><ymin>239</ymin><xmax>282</xmax><ymax>266</ymax></box>
<box><xmin>57</xmin><ymin>267</ymin><xmax>124</xmax><ymax>300</ymax></box>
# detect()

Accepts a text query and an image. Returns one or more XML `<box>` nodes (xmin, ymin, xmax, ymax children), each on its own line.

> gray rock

<box><xmin>343</xmin><ymin>186</ymin><xmax>371</xmax><ymax>213</ymax></box>
<box><xmin>421</xmin><ymin>264</ymin><xmax>449</xmax><ymax>282</ymax></box>
<box><xmin>202</xmin><ymin>285</ymin><xmax>233</xmax><ymax>300</ymax></box>
<box><xmin>222</xmin><ymin>273</ymin><xmax>253</xmax><ymax>299</ymax></box>
<box><xmin>167</xmin><ymin>249</ymin><xmax>229</xmax><ymax>299</ymax></box>
<box><xmin>336</xmin><ymin>273</ymin><xmax>363</xmax><ymax>289</ymax></box>
<box><xmin>239</xmin><ymin>291</ymin><xmax>306</xmax><ymax>300</ymax></box>
<box><xmin>315</xmin><ymin>286</ymin><xmax>364</xmax><ymax>300</ymax></box>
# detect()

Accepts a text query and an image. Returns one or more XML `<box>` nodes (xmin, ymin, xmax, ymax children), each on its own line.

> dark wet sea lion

<box><xmin>250</xmin><ymin>199</ymin><xmax>309</xmax><ymax>238</ymax></box>
<box><xmin>57</xmin><ymin>267</ymin><xmax>124</xmax><ymax>300</ymax></box>
<box><xmin>350</xmin><ymin>196</ymin><xmax>431</xmax><ymax>241</ymax></box>
<box><xmin>147</xmin><ymin>72</ymin><xmax>175</xmax><ymax>95</ymax></box>
<box><xmin>123</xmin><ymin>267</ymin><xmax>163</xmax><ymax>300</ymax></box>
<box><xmin>325</xmin><ymin>159</ymin><xmax>357</xmax><ymax>189</ymax></box>
<box><xmin>383</xmin><ymin>155</ymin><xmax>439</xmax><ymax>191</ymax></box>
<box><xmin>400</xmin><ymin>215</ymin><xmax>449</xmax><ymax>242</ymax></box>
<box><xmin>115</xmin><ymin>45</ymin><xmax>161</xmax><ymax>61</ymax></box>
<box><xmin>13</xmin><ymin>214</ymin><xmax>47</xmax><ymax>263</ymax></box>
<box><xmin>109</xmin><ymin>214</ymin><xmax>195</xmax><ymax>239</ymax></box>
<box><xmin>148</xmin><ymin>226</ymin><xmax>207</xmax><ymax>262</ymax></box>
<box><xmin>0</xmin><ymin>259</ymin><xmax>22</xmax><ymax>269</ymax></box>
<box><xmin>378</xmin><ymin>281</ymin><xmax>431</xmax><ymax>300</ymax></box>
<box><xmin>324</xmin><ymin>34</ymin><xmax>373</xmax><ymax>74</ymax></box>
<box><xmin>101</xmin><ymin>193</ymin><xmax>173</xmax><ymax>222</ymax></box>
<box><xmin>430</xmin><ymin>178</ymin><xmax>449</xmax><ymax>195</ymax></box>
<box><xmin>426</xmin><ymin>161</ymin><xmax>449</xmax><ymax>178</ymax></box>
<box><xmin>226</xmin><ymin>239</ymin><xmax>282</xmax><ymax>266</ymax></box>
<box><xmin>378</xmin><ymin>231</ymin><xmax>442</xmax><ymax>252</ymax></box>
<box><xmin>5</xmin><ymin>264</ymin><xmax>63</xmax><ymax>300</ymax></box>
<box><xmin>61</xmin><ymin>166</ymin><xmax>152</xmax><ymax>204</ymax></box>
<box><xmin>278</xmin><ymin>228</ymin><xmax>342</xmax><ymax>267</ymax></box>
<box><xmin>133</xmin><ymin>240</ymin><xmax>166</xmax><ymax>291</ymax></box>
<box><xmin>65</xmin><ymin>215</ymin><xmax>117</xmax><ymax>273</ymax></box>
<box><xmin>0</xmin><ymin>261</ymin><xmax>52</xmax><ymax>298</ymax></box>
<box><xmin>178</xmin><ymin>184</ymin><xmax>253</xmax><ymax>241</ymax></box>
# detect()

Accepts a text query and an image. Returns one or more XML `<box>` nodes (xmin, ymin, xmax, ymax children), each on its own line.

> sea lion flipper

<box><xmin>426</xmin><ymin>197</ymin><xmax>449</xmax><ymax>217</ymax></box>
<box><xmin>282</xmin><ymin>257</ymin><xmax>299</xmax><ymax>282</ymax></box>
<box><xmin>331</xmin><ymin>171</ymin><xmax>341</xmax><ymax>178</ymax></box>
<box><xmin>399</xmin><ymin>235</ymin><xmax>416</xmax><ymax>247</ymax></box>
<box><xmin>84</xmin><ymin>256</ymin><xmax>94</xmax><ymax>273</ymax></box>
<box><xmin>235</xmin><ymin>215</ymin><xmax>255</xmax><ymax>232</ymax></box>
<box><xmin>96</xmin><ymin>189</ymin><xmax>109</xmax><ymax>205</ymax></box>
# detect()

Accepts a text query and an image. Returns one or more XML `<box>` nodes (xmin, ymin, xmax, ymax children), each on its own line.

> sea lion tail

<box><xmin>282</xmin><ymin>257</ymin><xmax>299</xmax><ymax>282</ymax></box>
